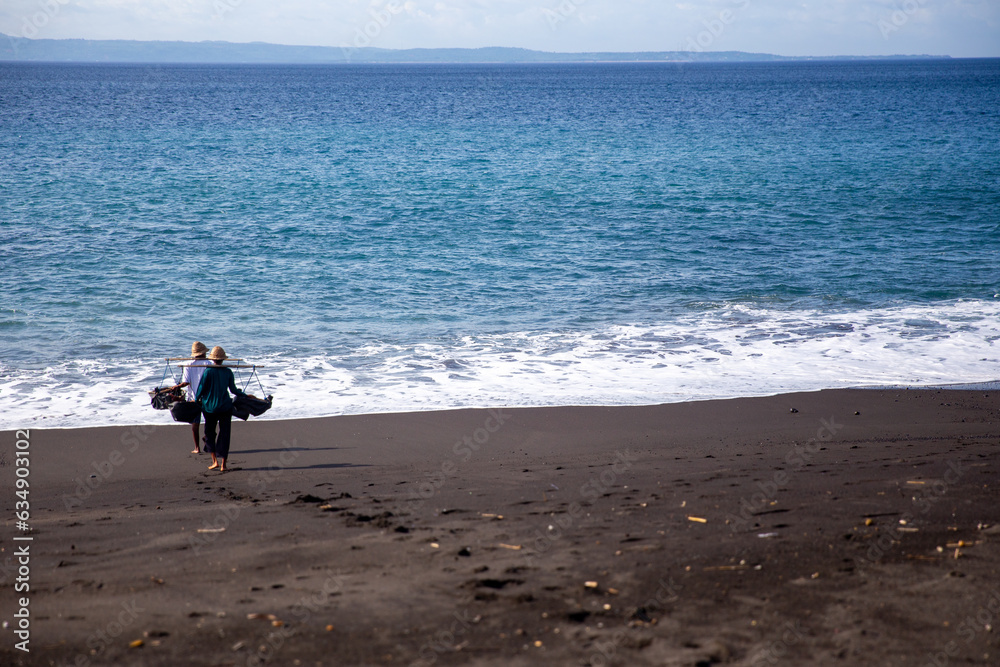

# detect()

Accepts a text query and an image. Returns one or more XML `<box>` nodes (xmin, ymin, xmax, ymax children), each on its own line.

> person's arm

<box><xmin>196</xmin><ymin>373</ymin><xmax>208</xmax><ymax>402</ymax></box>
<box><xmin>181</xmin><ymin>363</ymin><xmax>200</xmax><ymax>390</ymax></box>
<box><xmin>228</xmin><ymin>370</ymin><xmax>246</xmax><ymax>397</ymax></box>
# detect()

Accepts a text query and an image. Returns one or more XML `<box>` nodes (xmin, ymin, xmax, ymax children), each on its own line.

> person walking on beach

<box><xmin>180</xmin><ymin>341</ymin><xmax>212</xmax><ymax>454</ymax></box>
<box><xmin>196</xmin><ymin>346</ymin><xmax>246</xmax><ymax>472</ymax></box>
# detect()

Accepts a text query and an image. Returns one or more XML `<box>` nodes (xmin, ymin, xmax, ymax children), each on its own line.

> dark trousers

<box><xmin>204</xmin><ymin>410</ymin><xmax>233</xmax><ymax>459</ymax></box>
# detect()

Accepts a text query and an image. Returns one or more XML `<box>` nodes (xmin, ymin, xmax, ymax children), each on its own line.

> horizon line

<box><xmin>0</xmin><ymin>33</ymin><xmax>970</xmax><ymax>60</ymax></box>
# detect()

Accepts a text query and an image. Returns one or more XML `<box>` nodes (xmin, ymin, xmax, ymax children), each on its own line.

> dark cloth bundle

<box><xmin>232</xmin><ymin>394</ymin><xmax>273</xmax><ymax>421</ymax></box>
<box><xmin>149</xmin><ymin>386</ymin><xmax>184</xmax><ymax>410</ymax></box>
<box><xmin>169</xmin><ymin>400</ymin><xmax>202</xmax><ymax>424</ymax></box>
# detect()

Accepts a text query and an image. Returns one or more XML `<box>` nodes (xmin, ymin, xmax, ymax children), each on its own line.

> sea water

<box><xmin>1</xmin><ymin>60</ymin><xmax>998</xmax><ymax>428</ymax></box>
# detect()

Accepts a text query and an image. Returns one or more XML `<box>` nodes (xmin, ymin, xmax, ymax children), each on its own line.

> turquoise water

<box><xmin>1</xmin><ymin>60</ymin><xmax>998</xmax><ymax>427</ymax></box>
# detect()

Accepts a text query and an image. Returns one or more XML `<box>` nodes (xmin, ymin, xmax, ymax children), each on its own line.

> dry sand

<box><xmin>2</xmin><ymin>388</ymin><xmax>999</xmax><ymax>666</ymax></box>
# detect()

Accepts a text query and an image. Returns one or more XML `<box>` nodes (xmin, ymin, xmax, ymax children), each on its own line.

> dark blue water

<box><xmin>1</xmin><ymin>60</ymin><xmax>998</xmax><ymax>426</ymax></box>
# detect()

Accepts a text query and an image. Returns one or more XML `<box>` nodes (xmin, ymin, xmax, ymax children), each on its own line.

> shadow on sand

<box><xmin>235</xmin><ymin>462</ymin><xmax>371</xmax><ymax>472</ymax></box>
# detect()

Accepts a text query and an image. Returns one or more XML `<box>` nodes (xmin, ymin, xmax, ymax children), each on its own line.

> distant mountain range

<box><xmin>0</xmin><ymin>34</ymin><xmax>951</xmax><ymax>64</ymax></box>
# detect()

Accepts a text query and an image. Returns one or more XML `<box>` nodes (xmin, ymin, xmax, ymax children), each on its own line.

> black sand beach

<box><xmin>2</xmin><ymin>388</ymin><xmax>999</xmax><ymax>666</ymax></box>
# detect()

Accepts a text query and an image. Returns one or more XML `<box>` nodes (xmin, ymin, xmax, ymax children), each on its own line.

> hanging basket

<box><xmin>149</xmin><ymin>386</ymin><xmax>184</xmax><ymax>410</ymax></box>
<box><xmin>169</xmin><ymin>400</ymin><xmax>202</xmax><ymax>424</ymax></box>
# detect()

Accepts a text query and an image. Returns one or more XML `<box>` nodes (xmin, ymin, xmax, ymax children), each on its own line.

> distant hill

<box><xmin>0</xmin><ymin>34</ymin><xmax>951</xmax><ymax>64</ymax></box>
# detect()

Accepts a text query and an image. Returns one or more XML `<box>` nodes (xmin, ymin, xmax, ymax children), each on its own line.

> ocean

<box><xmin>1</xmin><ymin>59</ymin><xmax>998</xmax><ymax>429</ymax></box>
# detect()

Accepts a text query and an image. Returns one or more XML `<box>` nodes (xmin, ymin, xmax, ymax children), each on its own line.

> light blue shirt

<box><xmin>182</xmin><ymin>358</ymin><xmax>213</xmax><ymax>401</ymax></box>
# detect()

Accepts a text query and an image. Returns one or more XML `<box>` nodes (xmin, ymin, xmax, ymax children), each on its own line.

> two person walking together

<box><xmin>179</xmin><ymin>341</ymin><xmax>246</xmax><ymax>472</ymax></box>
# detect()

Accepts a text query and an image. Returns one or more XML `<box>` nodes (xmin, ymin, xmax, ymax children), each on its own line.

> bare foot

<box><xmin>208</xmin><ymin>462</ymin><xmax>219</xmax><ymax>470</ymax></box>
<box><xmin>191</xmin><ymin>449</ymin><xmax>200</xmax><ymax>454</ymax></box>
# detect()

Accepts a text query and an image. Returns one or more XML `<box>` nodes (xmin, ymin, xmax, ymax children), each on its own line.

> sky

<box><xmin>1</xmin><ymin>0</ymin><xmax>998</xmax><ymax>58</ymax></box>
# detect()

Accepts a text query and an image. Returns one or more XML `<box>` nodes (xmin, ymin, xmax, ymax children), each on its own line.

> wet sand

<box><xmin>2</xmin><ymin>388</ymin><xmax>999</xmax><ymax>666</ymax></box>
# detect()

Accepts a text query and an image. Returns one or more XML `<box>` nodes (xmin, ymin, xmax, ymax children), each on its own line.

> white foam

<box><xmin>2</xmin><ymin>300</ymin><xmax>998</xmax><ymax>429</ymax></box>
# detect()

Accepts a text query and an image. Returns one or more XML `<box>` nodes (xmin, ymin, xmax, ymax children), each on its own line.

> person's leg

<box><xmin>190</xmin><ymin>419</ymin><xmax>200</xmax><ymax>453</ymax></box>
<box><xmin>216</xmin><ymin>411</ymin><xmax>232</xmax><ymax>471</ymax></box>
<box><xmin>204</xmin><ymin>412</ymin><xmax>220</xmax><ymax>469</ymax></box>
<box><xmin>205</xmin><ymin>411</ymin><xmax>217</xmax><ymax>447</ymax></box>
